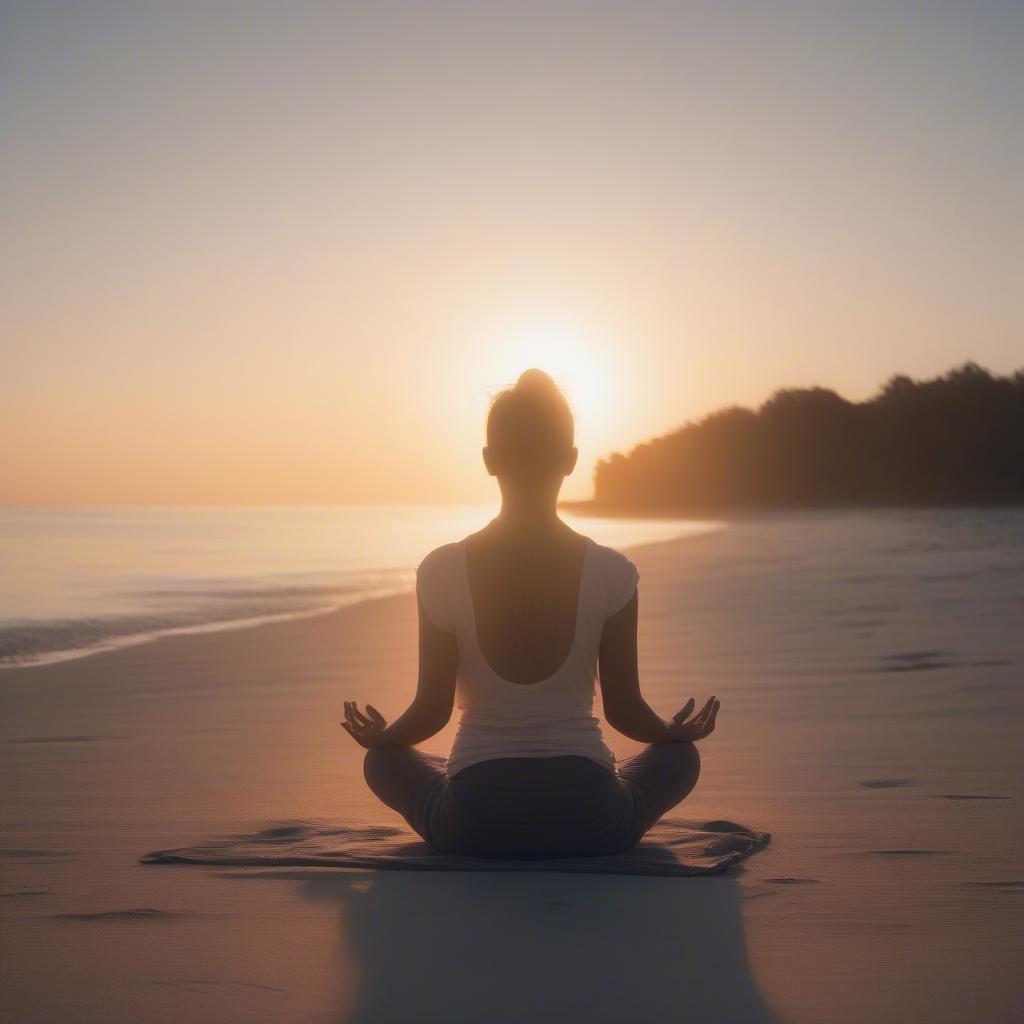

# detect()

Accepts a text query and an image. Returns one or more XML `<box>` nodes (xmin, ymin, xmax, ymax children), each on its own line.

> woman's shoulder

<box><xmin>584</xmin><ymin>537</ymin><xmax>640</xmax><ymax>617</ymax></box>
<box><xmin>585</xmin><ymin>536</ymin><xmax>639</xmax><ymax>575</ymax></box>
<box><xmin>417</xmin><ymin>540</ymin><xmax>464</xmax><ymax>577</ymax></box>
<box><xmin>415</xmin><ymin>541</ymin><xmax>465</xmax><ymax>633</ymax></box>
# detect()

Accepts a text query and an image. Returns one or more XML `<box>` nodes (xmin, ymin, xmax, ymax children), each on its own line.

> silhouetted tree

<box><xmin>591</xmin><ymin>363</ymin><xmax>1024</xmax><ymax>509</ymax></box>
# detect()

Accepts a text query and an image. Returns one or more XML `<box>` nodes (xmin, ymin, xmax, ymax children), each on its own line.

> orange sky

<box><xmin>2</xmin><ymin>2</ymin><xmax>1021</xmax><ymax>505</ymax></box>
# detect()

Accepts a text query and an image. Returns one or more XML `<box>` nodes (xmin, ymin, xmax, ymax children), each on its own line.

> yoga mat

<box><xmin>141</xmin><ymin>817</ymin><xmax>770</xmax><ymax>877</ymax></box>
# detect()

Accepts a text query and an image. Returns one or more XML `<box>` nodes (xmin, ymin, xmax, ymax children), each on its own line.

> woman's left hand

<box><xmin>341</xmin><ymin>701</ymin><xmax>389</xmax><ymax>748</ymax></box>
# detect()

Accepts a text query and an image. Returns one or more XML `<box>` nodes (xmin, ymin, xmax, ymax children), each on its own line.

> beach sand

<box><xmin>2</xmin><ymin>510</ymin><xmax>1021</xmax><ymax>1023</ymax></box>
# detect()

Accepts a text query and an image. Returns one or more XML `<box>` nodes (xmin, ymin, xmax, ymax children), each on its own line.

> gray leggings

<box><xmin>362</xmin><ymin>742</ymin><xmax>700</xmax><ymax>859</ymax></box>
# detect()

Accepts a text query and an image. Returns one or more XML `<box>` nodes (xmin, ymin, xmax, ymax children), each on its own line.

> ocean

<box><xmin>0</xmin><ymin>505</ymin><xmax>719</xmax><ymax>667</ymax></box>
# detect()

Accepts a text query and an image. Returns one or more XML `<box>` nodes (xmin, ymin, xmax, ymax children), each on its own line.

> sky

<box><xmin>2</xmin><ymin>0</ymin><xmax>1021</xmax><ymax>505</ymax></box>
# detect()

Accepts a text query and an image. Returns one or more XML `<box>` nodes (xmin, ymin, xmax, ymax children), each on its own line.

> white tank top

<box><xmin>415</xmin><ymin>535</ymin><xmax>640</xmax><ymax>778</ymax></box>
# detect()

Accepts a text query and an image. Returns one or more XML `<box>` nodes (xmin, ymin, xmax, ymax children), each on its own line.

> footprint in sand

<box><xmin>877</xmin><ymin>651</ymin><xmax>956</xmax><ymax>673</ymax></box>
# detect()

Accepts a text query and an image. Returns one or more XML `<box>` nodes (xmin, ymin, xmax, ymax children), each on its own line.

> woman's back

<box><xmin>465</xmin><ymin>525</ymin><xmax>588</xmax><ymax>686</ymax></box>
<box><xmin>416</xmin><ymin>524</ymin><xmax>639</xmax><ymax>778</ymax></box>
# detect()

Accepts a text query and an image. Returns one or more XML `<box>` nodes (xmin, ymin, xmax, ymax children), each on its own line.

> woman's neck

<box><xmin>492</xmin><ymin>497</ymin><xmax>566</xmax><ymax>538</ymax></box>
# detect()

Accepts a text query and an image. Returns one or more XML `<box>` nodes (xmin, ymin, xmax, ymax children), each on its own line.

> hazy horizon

<box><xmin>3</xmin><ymin>1</ymin><xmax>1021</xmax><ymax>505</ymax></box>
<box><xmin>2</xmin><ymin>360</ymin><xmax>1021</xmax><ymax>508</ymax></box>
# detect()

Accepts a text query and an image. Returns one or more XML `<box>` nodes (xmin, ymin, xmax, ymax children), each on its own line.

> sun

<box><xmin>483</xmin><ymin>318</ymin><xmax>612</xmax><ymax>431</ymax></box>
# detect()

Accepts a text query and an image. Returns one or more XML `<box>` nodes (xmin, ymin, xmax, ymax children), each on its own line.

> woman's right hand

<box><xmin>663</xmin><ymin>697</ymin><xmax>720</xmax><ymax>741</ymax></box>
<box><xmin>341</xmin><ymin>701</ymin><xmax>389</xmax><ymax>748</ymax></box>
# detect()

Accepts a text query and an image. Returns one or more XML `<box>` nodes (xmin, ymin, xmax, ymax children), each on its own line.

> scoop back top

<box><xmin>415</xmin><ymin>535</ymin><xmax>640</xmax><ymax>778</ymax></box>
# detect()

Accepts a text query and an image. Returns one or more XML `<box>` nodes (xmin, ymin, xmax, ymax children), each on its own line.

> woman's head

<box><xmin>484</xmin><ymin>369</ymin><xmax>578</xmax><ymax>482</ymax></box>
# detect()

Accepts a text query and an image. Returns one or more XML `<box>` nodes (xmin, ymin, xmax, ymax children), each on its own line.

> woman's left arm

<box><xmin>341</xmin><ymin>595</ymin><xmax>458</xmax><ymax>748</ymax></box>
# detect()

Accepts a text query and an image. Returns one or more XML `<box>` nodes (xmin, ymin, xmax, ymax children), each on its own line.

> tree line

<box><xmin>590</xmin><ymin>363</ymin><xmax>1024</xmax><ymax>510</ymax></box>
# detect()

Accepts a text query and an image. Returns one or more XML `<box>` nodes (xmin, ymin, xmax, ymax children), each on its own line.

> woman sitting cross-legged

<box><xmin>341</xmin><ymin>368</ymin><xmax>719</xmax><ymax>860</ymax></box>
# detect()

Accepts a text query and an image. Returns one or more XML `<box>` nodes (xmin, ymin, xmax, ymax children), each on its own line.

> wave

<box><xmin>0</xmin><ymin>505</ymin><xmax>718</xmax><ymax>672</ymax></box>
<box><xmin>0</xmin><ymin>578</ymin><xmax>408</xmax><ymax>669</ymax></box>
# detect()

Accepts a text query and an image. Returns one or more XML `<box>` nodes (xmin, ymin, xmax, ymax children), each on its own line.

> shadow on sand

<box><xmin>279</xmin><ymin>867</ymin><xmax>775</xmax><ymax>1024</ymax></box>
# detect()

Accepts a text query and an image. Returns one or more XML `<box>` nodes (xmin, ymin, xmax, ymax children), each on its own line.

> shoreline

<box><xmin>561</xmin><ymin>497</ymin><xmax>1024</xmax><ymax>517</ymax></box>
<box><xmin>0</xmin><ymin>513</ymin><xmax>718</xmax><ymax>673</ymax></box>
<box><xmin>0</xmin><ymin>602</ymin><xmax>357</xmax><ymax>673</ymax></box>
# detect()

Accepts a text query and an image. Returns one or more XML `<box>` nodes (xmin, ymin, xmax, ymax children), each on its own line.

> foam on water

<box><xmin>0</xmin><ymin>505</ymin><xmax>719</xmax><ymax>668</ymax></box>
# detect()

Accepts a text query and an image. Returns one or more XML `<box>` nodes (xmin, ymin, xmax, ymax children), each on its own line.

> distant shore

<box><xmin>586</xmin><ymin>364</ymin><xmax>1024</xmax><ymax>512</ymax></box>
<box><xmin>560</xmin><ymin>497</ymin><xmax>1024</xmax><ymax>518</ymax></box>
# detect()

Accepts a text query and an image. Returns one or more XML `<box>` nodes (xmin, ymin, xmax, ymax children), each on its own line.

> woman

<box><xmin>341</xmin><ymin>368</ymin><xmax>719</xmax><ymax>859</ymax></box>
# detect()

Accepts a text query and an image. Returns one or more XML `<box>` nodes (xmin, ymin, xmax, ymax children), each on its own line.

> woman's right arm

<box><xmin>597</xmin><ymin>589</ymin><xmax>720</xmax><ymax>743</ymax></box>
<box><xmin>341</xmin><ymin>595</ymin><xmax>457</xmax><ymax>748</ymax></box>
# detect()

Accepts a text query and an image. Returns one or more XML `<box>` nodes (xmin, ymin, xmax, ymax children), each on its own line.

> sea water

<box><xmin>0</xmin><ymin>505</ymin><xmax>719</xmax><ymax>667</ymax></box>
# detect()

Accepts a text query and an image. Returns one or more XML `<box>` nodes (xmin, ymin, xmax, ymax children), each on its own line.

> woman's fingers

<box><xmin>342</xmin><ymin>701</ymin><xmax>385</xmax><ymax>740</ymax></box>
<box><xmin>688</xmin><ymin>698</ymin><xmax>714</xmax><ymax>728</ymax></box>
<box><xmin>340</xmin><ymin>721</ymin><xmax>365</xmax><ymax>746</ymax></box>
<box><xmin>347</xmin><ymin>703</ymin><xmax>372</xmax><ymax>728</ymax></box>
<box><xmin>696</xmin><ymin>700</ymin><xmax>720</xmax><ymax>737</ymax></box>
<box><xmin>705</xmin><ymin>700</ymin><xmax>720</xmax><ymax>733</ymax></box>
<box><xmin>667</xmin><ymin>697</ymin><xmax>721</xmax><ymax>741</ymax></box>
<box><xmin>673</xmin><ymin>699</ymin><xmax>695</xmax><ymax>723</ymax></box>
<box><xmin>342</xmin><ymin>703</ymin><xmax>369</xmax><ymax>731</ymax></box>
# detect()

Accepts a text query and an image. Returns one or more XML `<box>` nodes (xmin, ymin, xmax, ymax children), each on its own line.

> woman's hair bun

<box><xmin>485</xmin><ymin>366</ymin><xmax>574</xmax><ymax>465</ymax></box>
<box><xmin>514</xmin><ymin>368</ymin><xmax>556</xmax><ymax>394</ymax></box>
